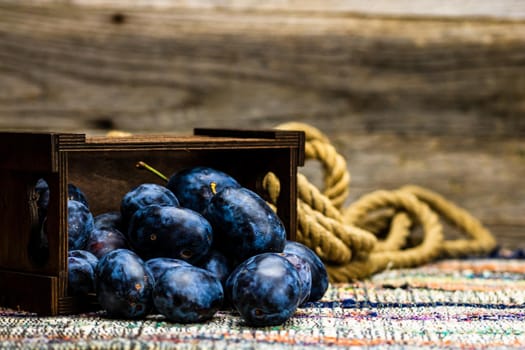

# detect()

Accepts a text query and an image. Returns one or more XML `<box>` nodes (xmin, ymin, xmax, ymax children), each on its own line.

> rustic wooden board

<box><xmin>0</xmin><ymin>1</ymin><xmax>523</xmax><ymax>248</ymax></box>
<box><xmin>1</xmin><ymin>2</ymin><xmax>525</xmax><ymax>135</ymax></box>
<box><xmin>22</xmin><ymin>0</ymin><xmax>525</xmax><ymax>19</ymax></box>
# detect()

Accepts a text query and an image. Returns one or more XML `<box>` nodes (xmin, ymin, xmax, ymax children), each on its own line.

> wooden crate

<box><xmin>0</xmin><ymin>128</ymin><xmax>305</xmax><ymax>315</ymax></box>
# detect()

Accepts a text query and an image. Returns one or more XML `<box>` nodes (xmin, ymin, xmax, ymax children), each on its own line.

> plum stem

<box><xmin>136</xmin><ymin>161</ymin><xmax>168</xmax><ymax>182</ymax></box>
<box><xmin>210</xmin><ymin>182</ymin><xmax>217</xmax><ymax>195</ymax></box>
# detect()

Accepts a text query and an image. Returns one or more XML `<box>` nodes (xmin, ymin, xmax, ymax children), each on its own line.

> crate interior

<box><xmin>67</xmin><ymin>148</ymin><xmax>290</xmax><ymax>219</ymax></box>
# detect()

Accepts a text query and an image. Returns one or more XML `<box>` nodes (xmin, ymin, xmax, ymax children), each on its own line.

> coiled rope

<box><xmin>263</xmin><ymin>122</ymin><xmax>497</xmax><ymax>282</ymax></box>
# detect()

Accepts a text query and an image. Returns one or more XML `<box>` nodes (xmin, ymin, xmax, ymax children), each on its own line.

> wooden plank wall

<box><xmin>0</xmin><ymin>1</ymin><xmax>523</xmax><ymax>249</ymax></box>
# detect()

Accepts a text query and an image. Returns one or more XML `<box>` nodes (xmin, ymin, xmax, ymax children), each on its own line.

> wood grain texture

<box><xmin>0</xmin><ymin>2</ymin><xmax>523</xmax><ymax>248</ymax></box>
<box><xmin>1</xmin><ymin>3</ymin><xmax>525</xmax><ymax>135</ymax></box>
<box><xmin>27</xmin><ymin>0</ymin><xmax>525</xmax><ymax>20</ymax></box>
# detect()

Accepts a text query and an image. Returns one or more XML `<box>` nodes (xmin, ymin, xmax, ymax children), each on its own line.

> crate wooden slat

<box><xmin>0</xmin><ymin>128</ymin><xmax>304</xmax><ymax>315</ymax></box>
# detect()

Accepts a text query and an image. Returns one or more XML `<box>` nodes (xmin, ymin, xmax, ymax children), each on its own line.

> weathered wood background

<box><xmin>1</xmin><ymin>1</ymin><xmax>524</xmax><ymax>249</ymax></box>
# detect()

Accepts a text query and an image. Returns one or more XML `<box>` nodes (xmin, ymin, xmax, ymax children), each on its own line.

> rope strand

<box><xmin>264</xmin><ymin>122</ymin><xmax>497</xmax><ymax>282</ymax></box>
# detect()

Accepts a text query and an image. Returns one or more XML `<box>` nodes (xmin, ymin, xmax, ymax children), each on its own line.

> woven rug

<box><xmin>1</xmin><ymin>257</ymin><xmax>524</xmax><ymax>349</ymax></box>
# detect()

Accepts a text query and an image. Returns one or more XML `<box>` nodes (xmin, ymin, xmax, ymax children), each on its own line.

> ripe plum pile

<box><xmin>36</xmin><ymin>166</ymin><xmax>328</xmax><ymax>326</ymax></box>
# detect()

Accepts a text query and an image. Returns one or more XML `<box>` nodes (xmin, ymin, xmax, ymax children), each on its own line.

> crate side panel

<box><xmin>56</xmin><ymin>152</ymin><xmax>69</xmax><ymax>297</ymax></box>
<box><xmin>0</xmin><ymin>133</ymin><xmax>58</xmax><ymax>172</ymax></box>
<box><xmin>0</xmin><ymin>169</ymin><xmax>65</xmax><ymax>274</ymax></box>
<box><xmin>0</xmin><ymin>270</ymin><xmax>58</xmax><ymax>315</ymax></box>
<box><xmin>0</xmin><ymin>171</ymin><xmax>39</xmax><ymax>271</ymax></box>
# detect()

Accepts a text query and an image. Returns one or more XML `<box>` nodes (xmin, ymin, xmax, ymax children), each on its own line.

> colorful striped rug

<box><xmin>1</xmin><ymin>257</ymin><xmax>524</xmax><ymax>349</ymax></box>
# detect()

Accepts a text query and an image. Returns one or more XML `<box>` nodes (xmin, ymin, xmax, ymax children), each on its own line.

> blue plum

<box><xmin>95</xmin><ymin>249</ymin><xmax>154</xmax><ymax>319</ymax></box>
<box><xmin>153</xmin><ymin>265</ymin><xmax>224</xmax><ymax>323</ymax></box>
<box><xmin>68</xmin><ymin>183</ymin><xmax>89</xmax><ymax>208</ymax></box>
<box><xmin>144</xmin><ymin>257</ymin><xmax>193</xmax><ymax>314</ymax></box>
<box><xmin>204</xmin><ymin>187</ymin><xmax>286</xmax><ymax>263</ymax></box>
<box><xmin>127</xmin><ymin>204</ymin><xmax>213</xmax><ymax>264</ymax></box>
<box><xmin>68</xmin><ymin>199</ymin><xmax>94</xmax><ymax>250</ymax></box>
<box><xmin>227</xmin><ymin>253</ymin><xmax>302</xmax><ymax>327</ymax></box>
<box><xmin>166</xmin><ymin>166</ymin><xmax>240</xmax><ymax>215</ymax></box>
<box><xmin>279</xmin><ymin>252</ymin><xmax>312</xmax><ymax>305</ymax></box>
<box><xmin>145</xmin><ymin>257</ymin><xmax>192</xmax><ymax>281</ymax></box>
<box><xmin>120</xmin><ymin>183</ymin><xmax>180</xmax><ymax>230</ymax></box>
<box><xmin>69</xmin><ymin>249</ymin><xmax>98</xmax><ymax>271</ymax></box>
<box><xmin>197</xmin><ymin>249</ymin><xmax>232</xmax><ymax>287</ymax></box>
<box><xmin>68</xmin><ymin>256</ymin><xmax>95</xmax><ymax>295</ymax></box>
<box><xmin>94</xmin><ymin>211</ymin><xmax>123</xmax><ymax>231</ymax></box>
<box><xmin>283</xmin><ymin>241</ymin><xmax>329</xmax><ymax>302</ymax></box>
<box><xmin>86</xmin><ymin>227</ymin><xmax>129</xmax><ymax>259</ymax></box>
<box><xmin>67</xmin><ymin>250</ymin><xmax>98</xmax><ymax>296</ymax></box>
